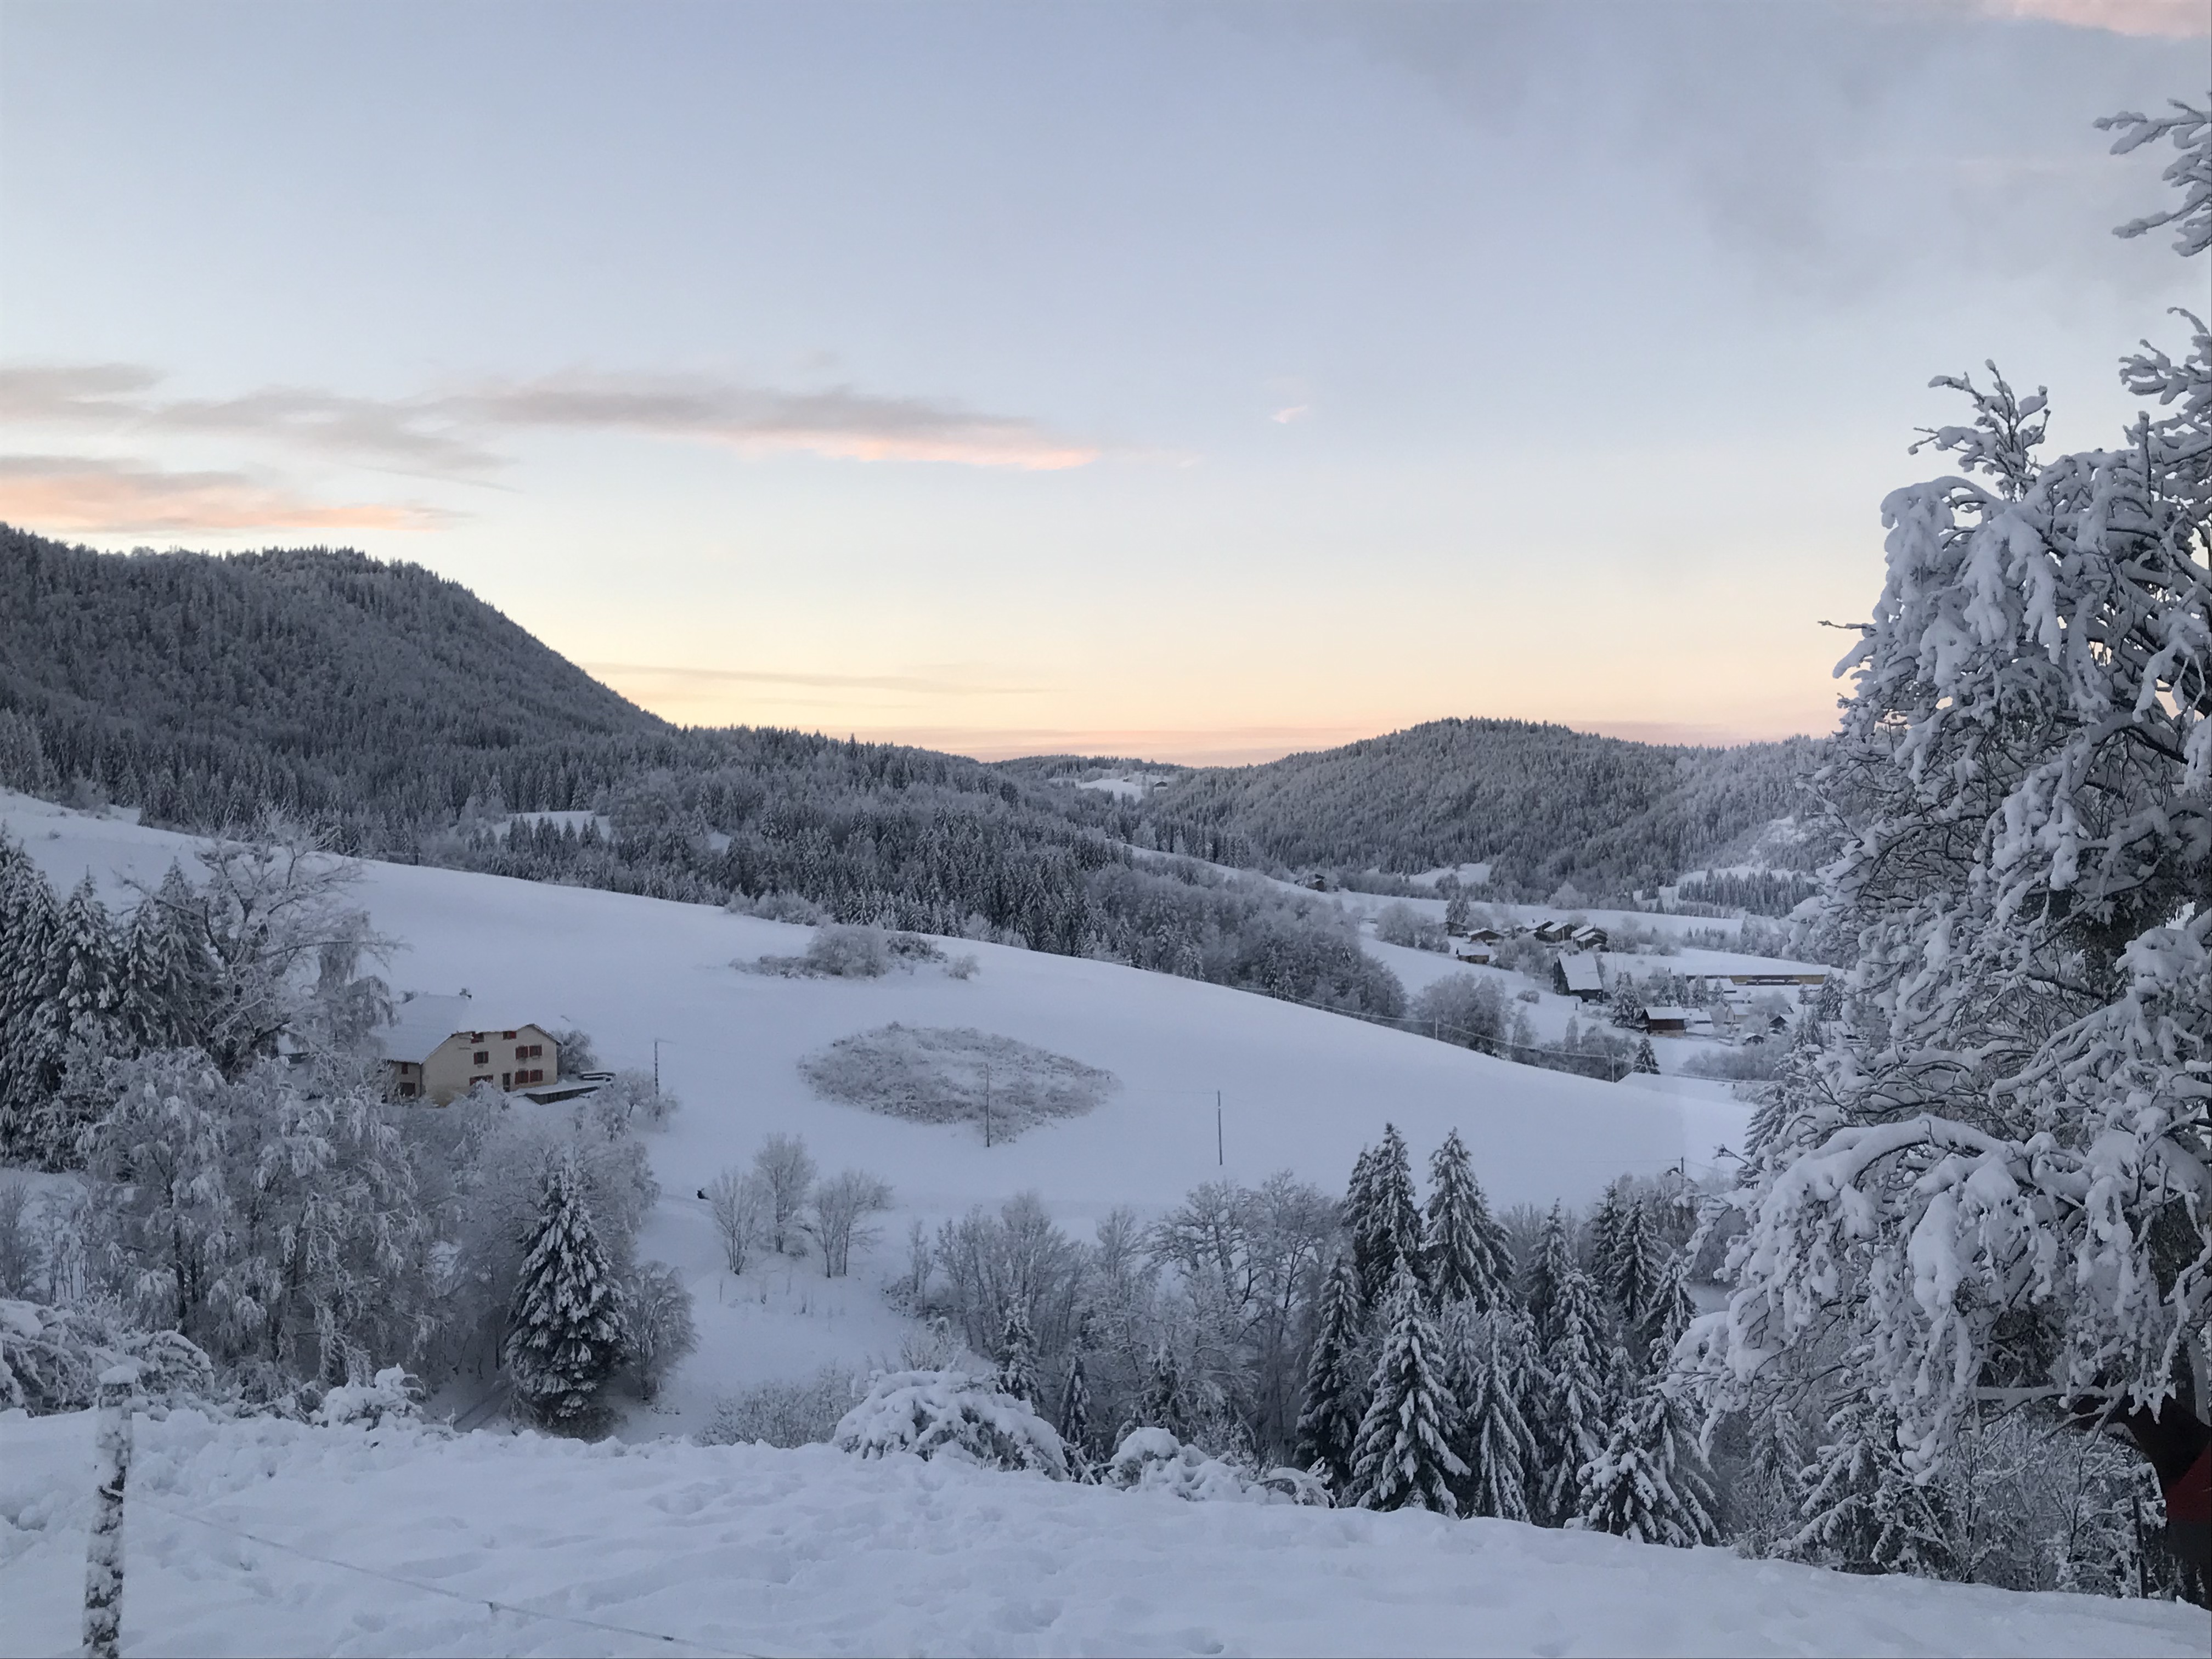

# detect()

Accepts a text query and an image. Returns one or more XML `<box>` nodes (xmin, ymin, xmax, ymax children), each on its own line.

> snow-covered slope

<box><xmin>4</xmin><ymin>792</ymin><xmax>1741</xmax><ymax>1224</ymax></box>
<box><xmin>5</xmin><ymin>792</ymin><xmax>1749</xmax><ymax>1421</ymax></box>
<box><xmin>3</xmin><ymin>1408</ymin><xmax>2200</xmax><ymax>1659</ymax></box>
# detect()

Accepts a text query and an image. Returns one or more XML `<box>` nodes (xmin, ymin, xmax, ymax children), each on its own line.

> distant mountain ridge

<box><xmin>1002</xmin><ymin>720</ymin><xmax>1823</xmax><ymax>898</ymax></box>
<box><xmin>0</xmin><ymin>526</ymin><xmax>1818</xmax><ymax>902</ymax></box>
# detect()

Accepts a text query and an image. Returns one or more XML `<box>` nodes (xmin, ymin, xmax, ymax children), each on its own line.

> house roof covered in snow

<box><xmin>378</xmin><ymin>995</ymin><xmax>549</xmax><ymax>1063</ymax></box>
<box><xmin>1556</xmin><ymin>955</ymin><xmax>1603</xmax><ymax>994</ymax></box>
<box><xmin>1640</xmin><ymin>1005</ymin><xmax>1711</xmax><ymax>1025</ymax></box>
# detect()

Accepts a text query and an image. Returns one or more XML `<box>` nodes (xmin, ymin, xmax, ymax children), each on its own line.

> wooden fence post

<box><xmin>83</xmin><ymin>1359</ymin><xmax>141</xmax><ymax>1659</ymax></box>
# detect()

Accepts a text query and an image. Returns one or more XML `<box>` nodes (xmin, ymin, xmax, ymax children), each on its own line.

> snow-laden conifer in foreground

<box><xmin>1421</xmin><ymin>1127</ymin><xmax>1513</xmax><ymax>1310</ymax></box>
<box><xmin>505</xmin><ymin>1152</ymin><xmax>630</xmax><ymax>1429</ymax></box>
<box><xmin>1697</xmin><ymin>98</ymin><xmax>2212</xmax><ymax>1503</ymax></box>
<box><xmin>1293</xmin><ymin>1249</ymin><xmax>1367</xmax><ymax>1496</ymax></box>
<box><xmin>1348</xmin><ymin>1260</ymin><xmax>1465</xmax><ymax>1514</ymax></box>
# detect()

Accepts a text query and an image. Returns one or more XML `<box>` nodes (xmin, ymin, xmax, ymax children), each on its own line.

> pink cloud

<box><xmin>0</xmin><ymin>456</ymin><xmax>449</xmax><ymax>534</ymax></box>
<box><xmin>1972</xmin><ymin>0</ymin><xmax>2208</xmax><ymax>36</ymax></box>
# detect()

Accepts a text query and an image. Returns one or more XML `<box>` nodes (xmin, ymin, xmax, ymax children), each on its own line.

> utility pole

<box><xmin>983</xmin><ymin>1062</ymin><xmax>993</xmax><ymax>1149</ymax></box>
<box><xmin>652</xmin><ymin>1037</ymin><xmax>668</xmax><ymax>1103</ymax></box>
<box><xmin>1216</xmin><ymin>1091</ymin><xmax>1223</xmax><ymax>1167</ymax></box>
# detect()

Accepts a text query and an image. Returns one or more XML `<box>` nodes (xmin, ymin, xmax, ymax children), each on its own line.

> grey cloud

<box><xmin>1288</xmin><ymin>0</ymin><xmax>2198</xmax><ymax>301</ymax></box>
<box><xmin>0</xmin><ymin>365</ymin><xmax>1099</xmax><ymax>474</ymax></box>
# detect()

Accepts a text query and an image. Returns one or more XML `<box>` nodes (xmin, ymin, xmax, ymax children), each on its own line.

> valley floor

<box><xmin>2</xmin><ymin>1407</ymin><xmax>2203</xmax><ymax>1659</ymax></box>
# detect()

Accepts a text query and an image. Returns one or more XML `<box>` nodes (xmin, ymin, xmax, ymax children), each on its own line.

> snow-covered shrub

<box><xmin>883</xmin><ymin>931</ymin><xmax>946</xmax><ymax>965</ymax></box>
<box><xmin>586</xmin><ymin>1068</ymin><xmax>680</xmax><ymax>1131</ymax></box>
<box><xmin>1104</xmin><ymin>1427</ymin><xmax>1329</xmax><ymax>1505</ymax></box>
<box><xmin>1409</xmin><ymin>974</ymin><xmax>1509</xmax><ymax>1051</ymax></box>
<box><xmin>800</xmin><ymin>1024</ymin><xmax>1116</xmax><ymax>1142</ymax></box>
<box><xmin>804</xmin><ymin>924</ymin><xmax>891</xmax><ymax>977</ymax></box>
<box><xmin>833</xmin><ymin>1369</ymin><xmax>1068</xmax><ymax>1477</ymax></box>
<box><xmin>1679</xmin><ymin>1045</ymin><xmax>1782</xmax><ymax>1082</ymax></box>
<box><xmin>1374</xmin><ymin>902</ymin><xmax>1446</xmax><ymax>952</ymax></box>
<box><xmin>702</xmin><ymin>1365</ymin><xmax>861</xmax><ymax>1448</ymax></box>
<box><xmin>946</xmin><ymin>952</ymin><xmax>980</xmax><ymax>980</ymax></box>
<box><xmin>312</xmin><ymin>1365</ymin><xmax>422</xmax><ymax>1428</ymax></box>
<box><xmin>0</xmin><ymin>1297</ymin><xmax>215</xmax><ymax>1415</ymax></box>
<box><xmin>621</xmin><ymin>1261</ymin><xmax>697</xmax><ymax>1401</ymax></box>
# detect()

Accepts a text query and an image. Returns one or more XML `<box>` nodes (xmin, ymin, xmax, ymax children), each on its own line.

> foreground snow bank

<box><xmin>1</xmin><ymin>1410</ymin><xmax>2200</xmax><ymax>1658</ymax></box>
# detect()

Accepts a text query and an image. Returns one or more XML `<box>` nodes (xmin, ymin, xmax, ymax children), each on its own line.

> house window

<box><xmin>531</xmin><ymin>1069</ymin><xmax>545</xmax><ymax>1084</ymax></box>
<box><xmin>473</xmin><ymin>1051</ymin><xmax>489</xmax><ymax>1065</ymax></box>
<box><xmin>503</xmin><ymin>1030</ymin><xmax>517</xmax><ymax>1040</ymax></box>
<box><xmin>471</xmin><ymin>1074</ymin><xmax>493</xmax><ymax>1087</ymax></box>
<box><xmin>398</xmin><ymin>1082</ymin><xmax>417</xmax><ymax>1098</ymax></box>
<box><xmin>501</xmin><ymin>1072</ymin><xmax>512</xmax><ymax>1088</ymax></box>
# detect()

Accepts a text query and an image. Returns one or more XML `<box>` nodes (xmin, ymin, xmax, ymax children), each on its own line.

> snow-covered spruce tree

<box><xmin>0</xmin><ymin>844</ymin><xmax>59</xmax><ymax>1162</ymax></box>
<box><xmin>115</xmin><ymin>867</ymin><xmax>217</xmax><ymax>1054</ymax></box>
<box><xmin>1785</xmin><ymin>1395</ymin><xmax>1957</xmax><ymax>1578</ymax></box>
<box><xmin>1348</xmin><ymin>1260</ymin><xmax>1466</xmax><ymax>1514</ymax></box>
<box><xmin>1348</xmin><ymin>1126</ymin><xmax>1423</xmax><ymax>1310</ymax></box>
<box><xmin>505</xmin><ymin>1152</ymin><xmax>631</xmax><ymax>1431</ymax></box>
<box><xmin>996</xmin><ymin>1304</ymin><xmax>1040</xmax><ymax>1405</ymax></box>
<box><xmin>1577</xmin><ymin>1347</ymin><xmax>1723</xmax><ymax>1549</ymax></box>
<box><xmin>1606</xmin><ymin>1197</ymin><xmax>1667</xmax><ymax>1351</ymax></box>
<box><xmin>1536</xmin><ymin>1263</ymin><xmax>1612</xmax><ymax>1525</ymax></box>
<box><xmin>1447</xmin><ymin>1305</ymin><xmax>1541</xmax><ymax>1522</ymax></box>
<box><xmin>1135</xmin><ymin>1343</ymin><xmax>1194</xmax><ymax>1441</ymax></box>
<box><xmin>1702</xmin><ymin>103</ymin><xmax>2212</xmax><ymax>1503</ymax></box>
<box><xmin>1423</xmin><ymin>1129</ymin><xmax>1514</xmax><ymax>1310</ymax></box>
<box><xmin>1294</xmin><ymin>1250</ymin><xmax>1369</xmax><ymax>1494</ymax></box>
<box><xmin>1522</xmin><ymin>1201</ymin><xmax>1579</xmax><ymax>1350</ymax></box>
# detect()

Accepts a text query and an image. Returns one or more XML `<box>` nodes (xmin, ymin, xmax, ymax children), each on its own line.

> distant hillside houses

<box><xmin>379</xmin><ymin>993</ymin><xmax>599</xmax><ymax>1105</ymax></box>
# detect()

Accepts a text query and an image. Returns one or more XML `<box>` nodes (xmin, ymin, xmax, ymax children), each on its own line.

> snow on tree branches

<box><xmin>1700</xmin><ymin>99</ymin><xmax>2212</xmax><ymax>1481</ymax></box>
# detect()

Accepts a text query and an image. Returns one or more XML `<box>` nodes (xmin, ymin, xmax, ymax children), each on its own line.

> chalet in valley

<box><xmin>379</xmin><ymin>993</ymin><xmax>587</xmax><ymax>1105</ymax></box>
<box><xmin>1553</xmin><ymin>953</ymin><xmax>1605</xmax><ymax>1001</ymax></box>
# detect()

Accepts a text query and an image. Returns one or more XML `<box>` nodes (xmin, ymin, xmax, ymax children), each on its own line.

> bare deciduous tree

<box><xmin>809</xmin><ymin>1170</ymin><xmax>893</xmax><ymax>1278</ymax></box>
<box><xmin>704</xmin><ymin>1166</ymin><xmax>771</xmax><ymax>1276</ymax></box>
<box><xmin>752</xmin><ymin>1133</ymin><xmax>816</xmax><ymax>1255</ymax></box>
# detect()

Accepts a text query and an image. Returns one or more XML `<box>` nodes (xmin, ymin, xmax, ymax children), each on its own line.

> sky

<box><xmin>1</xmin><ymin>1</ymin><xmax>2204</xmax><ymax>764</ymax></box>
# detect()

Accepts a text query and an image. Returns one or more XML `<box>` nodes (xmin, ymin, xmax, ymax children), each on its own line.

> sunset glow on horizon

<box><xmin>2</xmin><ymin>2</ymin><xmax>2198</xmax><ymax>763</ymax></box>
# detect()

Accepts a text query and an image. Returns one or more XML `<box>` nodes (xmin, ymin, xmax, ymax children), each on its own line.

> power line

<box><xmin>127</xmin><ymin>1492</ymin><xmax>775</xmax><ymax>1658</ymax></box>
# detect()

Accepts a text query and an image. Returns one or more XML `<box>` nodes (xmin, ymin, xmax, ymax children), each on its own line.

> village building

<box><xmin>1568</xmin><ymin>924</ymin><xmax>1609</xmax><ymax>951</ymax></box>
<box><xmin>1453</xmin><ymin>936</ymin><xmax>1495</xmax><ymax>964</ymax></box>
<box><xmin>1553</xmin><ymin>953</ymin><xmax>1605</xmax><ymax>1001</ymax></box>
<box><xmin>1640</xmin><ymin>1005</ymin><xmax>1716</xmax><ymax>1037</ymax></box>
<box><xmin>379</xmin><ymin>992</ymin><xmax>579</xmax><ymax>1105</ymax></box>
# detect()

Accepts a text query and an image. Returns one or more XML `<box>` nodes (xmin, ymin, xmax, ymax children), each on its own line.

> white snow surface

<box><xmin>2</xmin><ymin>1408</ymin><xmax>2202</xmax><ymax>1659</ymax></box>
<box><xmin>2</xmin><ymin>791</ymin><xmax>1751</xmax><ymax>1427</ymax></box>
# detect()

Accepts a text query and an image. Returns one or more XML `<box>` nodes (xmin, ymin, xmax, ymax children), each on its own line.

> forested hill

<box><xmin>0</xmin><ymin>527</ymin><xmax>1401</xmax><ymax>1016</ymax></box>
<box><xmin>0</xmin><ymin>524</ymin><xmax>672</xmax><ymax>832</ymax></box>
<box><xmin>1092</xmin><ymin>719</ymin><xmax>1824</xmax><ymax>898</ymax></box>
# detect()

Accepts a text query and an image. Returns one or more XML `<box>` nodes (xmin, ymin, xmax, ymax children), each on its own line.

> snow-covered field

<box><xmin>3</xmin><ymin>793</ymin><xmax>1747</xmax><ymax>1427</ymax></box>
<box><xmin>2</xmin><ymin>1407</ymin><xmax>2202</xmax><ymax>1659</ymax></box>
